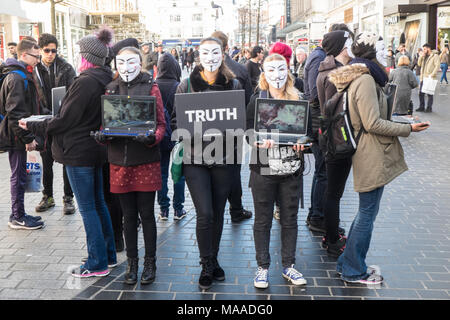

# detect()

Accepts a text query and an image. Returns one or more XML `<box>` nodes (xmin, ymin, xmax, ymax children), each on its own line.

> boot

<box><xmin>63</xmin><ymin>196</ymin><xmax>75</xmax><ymax>215</ymax></box>
<box><xmin>35</xmin><ymin>195</ymin><xmax>55</xmax><ymax>212</ymax></box>
<box><xmin>211</xmin><ymin>256</ymin><xmax>225</xmax><ymax>281</ymax></box>
<box><xmin>141</xmin><ymin>257</ymin><xmax>156</xmax><ymax>285</ymax></box>
<box><xmin>124</xmin><ymin>258</ymin><xmax>138</xmax><ymax>285</ymax></box>
<box><xmin>198</xmin><ymin>257</ymin><xmax>214</xmax><ymax>290</ymax></box>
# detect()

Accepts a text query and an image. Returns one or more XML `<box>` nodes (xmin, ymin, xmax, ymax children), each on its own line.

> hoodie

<box><xmin>28</xmin><ymin>66</ymin><xmax>113</xmax><ymax>166</ymax></box>
<box><xmin>156</xmin><ymin>52</ymin><xmax>181</xmax><ymax>116</ymax></box>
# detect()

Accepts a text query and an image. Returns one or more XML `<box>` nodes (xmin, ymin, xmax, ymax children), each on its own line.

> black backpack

<box><xmin>319</xmin><ymin>89</ymin><xmax>364</xmax><ymax>161</ymax></box>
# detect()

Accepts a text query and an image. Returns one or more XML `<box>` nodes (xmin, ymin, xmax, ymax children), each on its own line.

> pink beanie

<box><xmin>269</xmin><ymin>42</ymin><xmax>293</xmax><ymax>67</ymax></box>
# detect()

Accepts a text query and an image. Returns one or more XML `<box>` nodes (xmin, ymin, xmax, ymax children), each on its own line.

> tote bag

<box><xmin>421</xmin><ymin>77</ymin><xmax>438</xmax><ymax>95</ymax></box>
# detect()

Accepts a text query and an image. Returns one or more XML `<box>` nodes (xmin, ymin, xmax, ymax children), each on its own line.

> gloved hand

<box><xmin>134</xmin><ymin>133</ymin><xmax>156</xmax><ymax>145</ymax></box>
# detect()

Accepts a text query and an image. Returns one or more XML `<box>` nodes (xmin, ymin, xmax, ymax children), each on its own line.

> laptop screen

<box><xmin>255</xmin><ymin>98</ymin><xmax>309</xmax><ymax>135</ymax></box>
<box><xmin>102</xmin><ymin>95</ymin><xmax>156</xmax><ymax>129</ymax></box>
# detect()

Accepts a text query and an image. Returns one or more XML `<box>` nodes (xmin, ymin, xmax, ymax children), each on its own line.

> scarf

<box><xmin>349</xmin><ymin>57</ymin><xmax>388</xmax><ymax>87</ymax></box>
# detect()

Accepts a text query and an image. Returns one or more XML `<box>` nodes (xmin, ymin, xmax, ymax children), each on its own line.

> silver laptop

<box><xmin>52</xmin><ymin>86</ymin><xmax>66</xmax><ymax>116</ymax></box>
<box><xmin>254</xmin><ymin>98</ymin><xmax>310</xmax><ymax>145</ymax></box>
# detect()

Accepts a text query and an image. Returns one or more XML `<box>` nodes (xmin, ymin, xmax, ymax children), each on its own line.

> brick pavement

<box><xmin>0</xmin><ymin>80</ymin><xmax>449</xmax><ymax>300</ymax></box>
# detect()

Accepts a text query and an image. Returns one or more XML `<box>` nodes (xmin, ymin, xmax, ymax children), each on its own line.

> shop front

<box><xmin>384</xmin><ymin>11</ymin><xmax>427</xmax><ymax>54</ymax></box>
<box><xmin>438</xmin><ymin>6</ymin><xmax>450</xmax><ymax>51</ymax></box>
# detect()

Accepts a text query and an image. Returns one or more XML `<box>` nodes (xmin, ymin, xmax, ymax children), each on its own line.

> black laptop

<box><xmin>101</xmin><ymin>95</ymin><xmax>156</xmax><ymax>137</ymax></box>
<box><xmin>254</xmin><ymin>98</ymin><xmax>309</xmax><ymax>145</ymax></box>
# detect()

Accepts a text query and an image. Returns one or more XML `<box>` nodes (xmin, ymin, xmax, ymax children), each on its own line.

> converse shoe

<box><xmin>35</xmin><ymin>195</ymin><xmax>55</xmax><ymax>212</ymax></box>
<box><xmin>159</xmin><ymin>208</ymin><xmax>169</xmax><ymax>221</ymax></box>
<box><xmin>174</xmin><ymin>209</ymin><xmax>187</xmax><ymax>220</ymax></box>
<box><xmin>8</xmin><ymin>215</ymin><xmax>44</xmax><ymax>230</ymax></box>
<box><xmin>282</xmin><ymin>265</ymin><xmax>307</xmax><ymax>285</ymax></box>
<box><xmin>71</xmin><ymin>266</ymin><xmax>110</xmax><ymax>278</ymax></box>
<box><xmin>254</xmin><ymin>267</ymin><xmax>269</xmax><ymax>289</ymax></box>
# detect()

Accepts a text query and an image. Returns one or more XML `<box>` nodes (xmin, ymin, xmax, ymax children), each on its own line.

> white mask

<box><xmin>116</xmin><ymin>53</ymin><xmax>141</xmax><ymax>82</ymax></box>
<box><xmin>344</xmin><ymin>36</ymin><xmax>355</xmax><ymax>59</ymax></box>
<box><xmin>375</xmin><ymin>40</ymin><xmax>387</xmax><ymax>67</ymax></box>
<box><xmin>263</xmin><ymin>60</ymin><xmax>288</xmax><ymax>89</ymax></box>
<box><xmin>199</xmin><ymin>43</ymin><xmax>223</xmax><ymax>72</ymax></box>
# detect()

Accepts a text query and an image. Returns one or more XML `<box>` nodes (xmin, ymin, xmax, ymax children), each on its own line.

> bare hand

<box><xmin>18</xmin><ymin>119</ymin><xmax>28</xmax><ymax>130</ymax></box>
<box><xmin>26</xmin><ymin>140</ymin><xmax>37</xmax><ymax>152</ymax></box>
<box><xmin>411</xmin><ymin>122</ymin><xmax>430</xmax><ymax>132</ymax></box>
<box><xmin>254</xmin><ymin>139</ymin><xmax>275</xmax><ymax>149</ymax></box>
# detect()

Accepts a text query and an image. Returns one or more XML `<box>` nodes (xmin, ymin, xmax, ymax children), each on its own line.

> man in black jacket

<box><xmin>0</xmin><ymin>39</ymin><xmax>44</xmax><ymax>230</ymax></box>
<box><xmin>211</xmin><ymin>31</ymin><xmax>253</xmax><ymax>223</ymax></box>
<box><xmin>34</xmin><ymin>33</ymin><xmax>76</xmax><ymax>215</ymax></box>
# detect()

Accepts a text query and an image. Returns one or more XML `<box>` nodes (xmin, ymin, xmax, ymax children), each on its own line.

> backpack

<box><xmin>319</xmin><ymin>90</ymin><xmax>364</xmax><ymax>161</ymax></box>
<box><xmin>0</xmin><ymin>69</ymin><xmax>28</xmax><ymax>121</ymax></box>
<box><xmin>159</xmin><ymin>81</ymin><xmax>179</xmax><ymax>152</ymax></box>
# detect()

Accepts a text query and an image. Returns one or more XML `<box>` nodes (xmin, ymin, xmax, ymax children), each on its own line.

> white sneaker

<box><xmin>282</xmin><ymin>265</ymin><xmax>307</xmax><ymax>285</ymax></box>
<box><xmin>254</xmin><ymin>267</ymin><xmax>269</xmax><ymax>289</ymax></box>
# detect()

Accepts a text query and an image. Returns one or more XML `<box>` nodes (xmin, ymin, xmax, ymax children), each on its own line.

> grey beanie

<box><xmin>78</xmin><ymin>28</ymin><xmax>113</xmax><ymax>66</ymax></box>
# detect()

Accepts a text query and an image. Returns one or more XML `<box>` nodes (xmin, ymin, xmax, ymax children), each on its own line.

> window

<box><xmin>170</xmin><ymin>15</ymin><xmax>181</xmax><ymax>22</ymax></box>
<box><xmin>192</xmin><ymin>13</ymin><xmax>202</xmax><ymax>22</ymax></box>
<box><xmin>192</xmin><ymin>27</ymin><xmax>203</xmax><ymax>38</ymax></box>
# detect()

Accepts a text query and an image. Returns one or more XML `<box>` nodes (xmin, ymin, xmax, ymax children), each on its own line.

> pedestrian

<box><xmin>327</xmin><ymin>31</ymin><xmax>430</xmax><ymax>284</ymax></box>
<box><xmin>386</xmin><ymin>49</ymin><xmax>396</xmax><ymax>74</ymax></box>
<box><xmin>155</xmin><ymin>52</ymin><xmax>187</xmax><ymax>221</ymax></box>
<box><xmin>33</xmin><ymin>33</ymin><xmax>76</xmax><ymax>215</ymax></box>
<box><xmin>212</xmin><ymin>31</ymin><xmax>253</xmax><ymax>223</ymax></box>
<box><xmin>0</xmin><ymin>39</ymin><xmax>43</xmax><ymax>230</ymax></box>
<box><xmin>172</xmin><ymin>36</ymin><xmax>242</xmax><ymax>290</ymax></box>
<box><xmin>395</xmin><ymin>43</ymin><xmax>412</xmax><ymax>67</ymax></box>
<box><xmin>170</xmin><ymin>47</ymin><xmax>179</xmax><ymax>63</ymax></box>
<box><xmin>389</xmin><ymin>56</ymin><xmax>419</xmax><ymax>115</ymax></box>
<box><xmin>238</xmin><ymin>48</ymin><xmax>251</xmax><ymax>65</ymax></box>
<box><xmin>96</xmin><ymin>46</ymin><xmax>166</xmax><ymax>285</ymax></box>
<box><xmin>141</xmin><ymin>43</ymin><xmax>152</xmax><ymax>73</ymax></box>
<box><xmin>411</xmin><ymin>48</ymin><xmax>422</xmax><ymax>84</ymax></box>
<box><xmin>439</xmin><ymin>46</ymin><xmax>449</xmax><ymax>85</ymax></box>
<box><xmin>316</xmin><ymin>30</ymin><xmax>355</xmax><ymax>257</ymax></box>
<box><xmin>193</xmin><ymin>46</ymin><xmax>200</xmax><ymax>66</ymax></box>
<box><xmin>20</xmin><ymin>28</ymin><xmax>117</xmax><ymax>278</ymax></box>
<box><xmin>270</xmin><ymin>42</ymin><xmax>304</xmax><ymax>92</ymax></box>
<box><xmin>7</xmin><ymin>42</ymin><xmax>18</xmax><ymax>59</ymax></box>
<box><xmin>294</xmin><ymin>47</ymin><xmax>307</xmax><ymax>80</ymax></box>
<box><xmin>186</xmin><ymin>48</ymin><xmax>194</xmax><ymax>73</ymax></box>
<box><xmin>416</xmin><ymin>43</ymin><xmax>440</xmax><ymax>113</ymax></box>
<box><xmin>181</xmin><ymin>47</ymin><xmax>188</xmax><ymax>71</ymax></box>
<box><xmin>246</xmin><ymin>46</ymin><xmax>264</xmax><ymax>91</ymax></box>
<box><xmin>246</xmin><ymin>53</ymin><xmax>307</xmax><ymax>289</ymax></box>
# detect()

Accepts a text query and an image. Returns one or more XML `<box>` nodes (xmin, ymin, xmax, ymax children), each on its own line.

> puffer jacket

<box><xmin>328</xmin><ymin>63</ymin><xmax>412</xmax><ymax>193</ymax></box>
<box><xmin>418</xmin><ymin>50</ymin><xmax>440</xmax><ymax>81</ymax></box>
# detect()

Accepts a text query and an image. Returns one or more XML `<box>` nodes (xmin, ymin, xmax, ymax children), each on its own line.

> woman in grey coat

<box><xmin>389</xmin><ymin>55</ymin><xmax>418</xmax><ymax>115</ymax></box>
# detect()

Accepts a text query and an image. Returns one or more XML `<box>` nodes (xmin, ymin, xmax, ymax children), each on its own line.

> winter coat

<box><xmin>388</xmin><ymin>66</ymin><xmax>418</xmax><ymax>115</ymax></box>
<box><xmin>328</xmin><ymin>63</ymin><xmax>411</xmax><ymax>193</ymax></box>
<box><xmin>303</xmin><ymin>46</ymin><xmax>326</xmax><ymax>103</ymax></box>
<box><xmin>225</xmin><ymin>54</ymin><xmax>252</xmax><ymax>105</ymax></box>
<box><xmin>156</xmin><ymin>52</ymin><xmax>182</xmax><ymax>115</ymax></box>
<box><xmin>34</xmin><ymin>56</ymin><xmax>76</xmax><ymax>115</ymax></box>
<box><xmin>27</xmin><ymin>66</ymin><xmax>113</xmax><ymax>166</ymax></box>
<box><xmin>418</xmin><ymin>50</ymin><xmax>440</xmax><ymax>81</ymax></box>
<box><xmin>316</xmin><ymin>55</ymin><xmax>343</xmax><ymax>115</ymax></box>
<box><xmin>0</xmin><ymin>59</ymin><xmax>39</xmax><ymax>150</ymax></box>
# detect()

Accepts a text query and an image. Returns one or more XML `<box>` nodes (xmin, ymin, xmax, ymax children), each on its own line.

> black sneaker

<box><xmin>63</xmin><ymin>196</ymin><xmax>76</xmax><ymax>215</ymax></box>
<box><xmin>415</xmin><ymin>107</ymin><xmax>425</xmax><ymax>112</ymax></box>
<box><xmin>326</xmin><ymin>235</ymin><xmax>347</xmax><ymax>257</ymax></box>
<box><xmin>211</xmin><ymin>257</ymin><xmax>225</xmax><ymax>281</ymax></box>
<box><xmin>174</xmin><ymin>209</ymin><xmax>187</xmax><ymax>221</ymax></box>
<box><xmin>35</xmin><ymin>195</ymin><xmax>55</xmax><ymax>212</ymax></box>
<box><xmin>231</xmin><ymin>209</ymin><xmax>252</xmax><ymax>223</ymax></box>
<box><xmin>8</xmin><ymin>215</ymin><xmax>44</xmax><ymax>230</ymax></box>
<box><xmin>198</xmin><ymin>258</ymin><xmax>214</xmax><ymax>290</ymax></box>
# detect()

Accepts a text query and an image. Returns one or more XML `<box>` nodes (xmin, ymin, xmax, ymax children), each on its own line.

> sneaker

<box><xmin>71</xmin><ymin>265</ymin><xmax>110</xmax><ymax>278</ymax></box>
<box><xmin>326</xmin><ymin>235</ymin><xmax>346</xmax><ymax>257</ymax></box>
<box><xmin>63</xmin><ymin>196</ymin><xmax>76</xmax><ymax>215</ymax></box>
<box><xmin>230</xmin><ymin>208</ymin><xmax>252</xmax><ymax>223</ymax></box>
<box><xmin>159</xmin><ymin>208</ymin><xmax>169</xmax><ymax>221</ymax></box>
<box><xmin>273</xmin><ymin>206</ymin><xmax>280</xmax><ymax>220</ymax></box>
<box><xmin>174</xmin><ymin>209</ymin><xmax>187</xmax><ymax>220</ymax></box>
<box><xmin>254</xmin><ymin>267</ymin><xmax>269</xmax><ymax>289</ymax></box>
<box><xmin>35</xmin><ymin>195</ymin><xmax>55</xmax><ymax>212</ymax></box>
<box><xmin>80</xmin><ymin>257</ymin><xmax>117</xmax><ymax>269</ymax></box>
<box><xmin>8</xmin><ymin>215</ymin><xmax>44</xmax><ymax>230</ymax></box>
<box><xmin>282</xmin><ymin>265</ymin><xmax>307</xmax><ymax>285</ymax></box>
<box><xmin>337</xmin><ymin>265</ymin><xmax>380</xmax><ymax>277</ymax></box>
<box><xmin>344</xmin><ymin>272</ymin><xmax>383</xmax><ymax>285</ymax></box>
<box><xmin>24</xmin><ymin>213</ymin><xmax>42</xmax><ymax>221</ymax></box>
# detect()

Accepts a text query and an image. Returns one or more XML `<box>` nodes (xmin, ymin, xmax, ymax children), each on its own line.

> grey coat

<box><xmin>389</xmin><ymin>66</ymin><xmax>418</xmax><ymax>115</ymax></box>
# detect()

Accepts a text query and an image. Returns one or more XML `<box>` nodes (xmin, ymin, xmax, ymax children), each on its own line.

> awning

<box><xmin>277</xmin><ymin>21</ymin><xmax>307</xmax><ymax>37</ymax></box>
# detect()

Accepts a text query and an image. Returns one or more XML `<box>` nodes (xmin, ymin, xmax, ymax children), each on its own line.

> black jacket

<box><xmin>28</xmin><ymin>66</ymin><xmax>113</xmax><ymax>166</ymax></box>
<box><xmin>0</xmin><ymin>59</ymin><xmax>39</xmax><ymax>150</ymax></box>
<box><xmin>156</xmin><ymin>52</ymin><xmax>182</xmax><ymax>115</ymax></box>
<box><xmin>105</xmin><ymin>72</ymin><xmax>164</xmax><ymax>167</ymax></box>
<box><xmin>225</xmin><ymin>54</ymin><xmax>252</xmax><ymax>106</ymax></box>
<box><xmin>34</xmin><ymin>56</ymin><xmax>76</xmax><ymax>115</ymax></box>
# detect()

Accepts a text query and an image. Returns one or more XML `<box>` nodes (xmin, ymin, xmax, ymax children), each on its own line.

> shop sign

<box><xmin>385</xmin><ymin>15</ymin><xmax>399</xmax><ymax>26</ymax></box>
<box><xmin>344</xmin><ymin>8</ymin><xmax>353</xmax><ymax>24</ymax></box>
<box><xmin>298</xmin><ymin>38</ymin><xmax>308</xmax><ymax>43</ymax></box>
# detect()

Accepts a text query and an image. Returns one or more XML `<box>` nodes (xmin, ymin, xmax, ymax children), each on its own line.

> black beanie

<box><xmin>322</xmin><ymin>31</ymin><xmax>349</xmax><ymax>57</ymax></box>
<box><xmin>112</xmin><ymin>38</ymin><xmax>139</xmax><ymax>56</ymax></box>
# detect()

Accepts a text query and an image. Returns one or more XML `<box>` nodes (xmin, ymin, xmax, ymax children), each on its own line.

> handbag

<box><xmin>421</xmin><ymin>77</ymin><xmax>438</xmax><ymax>95</ymax></box>
<box><xmin>170</xmin><ymin>142</ymin><xmax>184</xmax><ymax>184</ymax></box>
<box><xmin>25</xmin><ymin>151</ymin><xmax>42</xmax><ymax>193</ymax></box>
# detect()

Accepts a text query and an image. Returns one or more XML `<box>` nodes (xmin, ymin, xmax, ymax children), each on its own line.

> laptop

<box><xmin>101</xmin><ymin>95</ymin><xmax>156</xmax><ymax>137</ymax></box>
<box><xmin>254</xmin><ymin>98</ymin><xmax>310</xmax><ymax>145</ymax></box>
<box><xmin>52</xmin><ymin>86</ymin><xmax>66</xmax><ymax>116</ymax></box>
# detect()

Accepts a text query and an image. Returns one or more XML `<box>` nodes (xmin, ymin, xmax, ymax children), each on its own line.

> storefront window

<box><xmin>361</xmin><ymin>14</ymin><xmax>378</xmax><ymax>34</ymax></box>
<box><xmin>438</xmin><ymin>7</ymin><xmax>450</xmax><ymax>51</ymax></box>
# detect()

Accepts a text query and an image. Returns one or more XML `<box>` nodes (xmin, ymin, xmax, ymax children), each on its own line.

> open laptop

<box><xmin>385</xmin><ymin>83</ymin><xmax>420</xmax><ymax>124</ymax></box>
<box><xmin>101</xmin><ymin>95</ymin><xmax>156</xmax><ymax>137</ymax></box>
<box><xmin>254</xmin><ymin>98</ymin><xmax>310</xmax><ymax>145</ymax></box>
<box><xmin>52</xmin><ymin>86</ymin><xmax>66</xmax><ymax>116</ymax></box>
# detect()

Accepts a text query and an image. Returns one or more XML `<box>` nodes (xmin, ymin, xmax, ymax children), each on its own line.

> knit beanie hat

<box><xmin>77</xmin><ymin>28</ymin><xmax>113</xmax><ymax>66</ymax></box>
<box><xmin>112</xmin><ymin>38</ymin><xmax>139</xmax><ymax>56</ymax></box>
<box><xmin>351</xmin><ymin>32</ymin><xmax>381</xmax><ymax>60</ymax></box>
<box><xmin>269</xmin><ymin>42</ymin><xmax>293</xmax><ymax>67</ymax></box>
<box><xmin>322</xmin><ymin>30</ymin><xmax>351</xmax><ymax>57</ymax></box>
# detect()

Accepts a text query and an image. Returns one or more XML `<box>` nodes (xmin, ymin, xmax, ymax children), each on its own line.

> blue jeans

<box><xmin>336</xmin><ymin>186</ymin><xmax>384</xmax><ymax>281</ymax></box>
<box><xmin>309</xmin><ymin>143</ymin><xmax>327</xmax><ymax>220</ymax></box>
<box><xmin>157</xmin><ymin>150</ymin><xmax>185</xmax><ymax>211</ymax></box>
<box><xmin>66</xmin><ymin>165</ymin><xmax>116</xmax><ymax>271</ymax></box>
<box><xmin>440</xmin><ymin>63</ymin><xmax>448</xmax><ymax>83</ymax></box>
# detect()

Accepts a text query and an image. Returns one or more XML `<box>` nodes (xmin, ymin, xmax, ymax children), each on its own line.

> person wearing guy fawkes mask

<box><xmin>245</xmin><ymin>53</ymin><xmax>308</xmax><ymax>289</ymax></box>
<box><xmin>95</xmin><ymin>46</ymin><xmax>167</xmax><ymax>286</ymax></box>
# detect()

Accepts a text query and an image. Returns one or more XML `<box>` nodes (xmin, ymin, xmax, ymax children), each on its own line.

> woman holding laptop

<box><xmin>246</xmin><ymin>53</ymin><xmax>308</xmax><ymax>289</ymax></box>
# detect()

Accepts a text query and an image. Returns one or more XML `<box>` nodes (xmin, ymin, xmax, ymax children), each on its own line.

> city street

<box><xmin>0</xmin><ymin>79</ymin><xmax>449</xmax><ymax>300</ymax></box>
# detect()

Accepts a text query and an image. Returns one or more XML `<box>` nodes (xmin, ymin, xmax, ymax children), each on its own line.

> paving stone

<box><xmin>120</xmin><ymin>291</ymin><xmax>174</xmax><ymax>300</ymax></box>
<box><xmin>18</xmin><ymin>279</ymin><xmax>66</xmax><ymax>290</ymax></box>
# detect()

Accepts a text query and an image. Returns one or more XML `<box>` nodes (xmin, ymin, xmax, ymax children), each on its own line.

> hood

<box><xmin>328</xmin><ymin>63</ymin><xmax>370</xmax><ymax>92</ymax></box>
<box><xmin>318</xmin><ymin>55</ymin><xmax>340</xmax><ymax>73</ymax></box>
<box><xmin>80</xmin><ymin>66</ymin><xmax>113</xmax><ymax>87</ymax></box>
<box><xmin>4</xmin><ymin>58</ymin><xmax>27</xmax><ymax>71</ymax></box>
<box><xmin>156</xmin><ymin>53</ymin><xmax>181</xmax><ymax>81</ymax></box>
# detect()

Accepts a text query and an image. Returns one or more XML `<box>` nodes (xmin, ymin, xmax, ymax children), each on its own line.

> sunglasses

<box><xmin>43</xmin><ymin>48</ymin><xmax>57</xmax><ymax>54</ymax></box>
<box><xmin>26</xmin><ymin>52</ymin><xmax>41</xmax><ymax>60</ymax></box>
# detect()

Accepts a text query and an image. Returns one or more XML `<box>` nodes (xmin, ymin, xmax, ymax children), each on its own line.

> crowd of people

<box><xmin>0</xmin><ymin>21</ymin><xmax>438</xmax><ymax>290</ymax></box>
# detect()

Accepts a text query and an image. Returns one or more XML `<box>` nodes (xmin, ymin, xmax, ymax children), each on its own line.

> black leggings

<box><xmin>324</xmin><ymin>157</ymin><xmax>352</xmax><ymax>243</ymax></box>
<box><xmin>118</xmin><ymin>192</ymin><xmax>157</xmax><ymax>259</ymax></box>
<box><xmin>183</xmin><ymin>164</ymin><xmax>234</xmax><ymax>260</ymax></box>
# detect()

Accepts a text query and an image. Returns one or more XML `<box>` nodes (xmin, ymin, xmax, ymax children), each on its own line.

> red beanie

<box><xmin>269</xmin><ymin>42</ymin><xmax>293</xmax><ymax>67</ymax></box>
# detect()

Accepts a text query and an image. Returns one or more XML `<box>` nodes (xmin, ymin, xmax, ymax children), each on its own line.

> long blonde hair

<box><xmin>258</xmin><ymin>54</ymin><xmax>299</xmax><ymax>101</ymax></box>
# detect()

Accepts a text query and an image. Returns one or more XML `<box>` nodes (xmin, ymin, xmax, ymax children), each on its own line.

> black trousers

<box><xmin>184</xmin><ymin>164</ymin><xmax>234</xmax><ymax>260</ymax></box>
<box><xmin>324</xmin><ymin>157</ymin><xmax>352</xmax><ymax>243</ymax></box>
<box><xmin>40</xmin><ymin>136</ymin><xmax>72</xmax><ymax>198</ymax></box>
<box><xmin>118</xmin><ymin>191</ymin><xmax>157</xmax><ymax>259</ymax></box>
<box><xmin>102</xmin><ymin>164</ymin><xmax>123</xmax><ymax>242</ymax></box>
<box><xmin>250</xmin><ymin>170</ymin><xmax>302</xmax><ymax>269</ymax></box>
<box><xmin>227</xmin><ymin>164</ymin><xmax>244</xmax><ymax>214</ymax></box>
